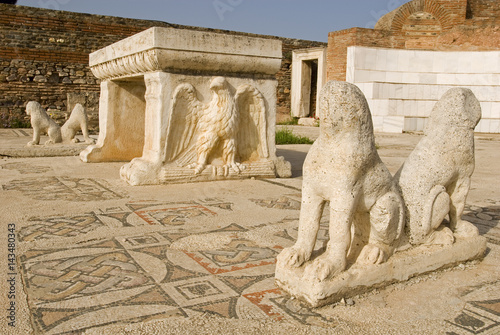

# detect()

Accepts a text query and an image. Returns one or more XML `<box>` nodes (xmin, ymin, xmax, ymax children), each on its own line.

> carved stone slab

<box><xmin>89</xmin><ymin>27</ymin><xmax>282</xmax><ymax>79</ymax></box>
<box><xmin>275</xmin><ymin>235</ymin><xmax>486</xmax><ymax>308</ymax></box>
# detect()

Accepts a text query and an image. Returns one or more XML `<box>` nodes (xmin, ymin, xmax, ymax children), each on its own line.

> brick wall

<box><xmin>327</xmin><ymin>28</ymin><xmax>405</xmax><ymax>81</ymax></box>
<box><xmin>468</xmin><ymin>0</ymin><xmax>500</xmax><ymax>23</ymax></box>
<box><xmin>437</xmin><ymin>25</ymin><xmax>500</xmax><ymax>50</ymax></box>
<box><xmin>0</xmin><ymin>4</ymin><xmax>325</xmax><ymax>128</ymax></box>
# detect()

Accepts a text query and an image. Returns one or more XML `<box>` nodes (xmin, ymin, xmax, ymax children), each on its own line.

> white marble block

<box><xmin>346</xmin><ymin>46</ymin><xmax>500</xmax><ymax>133</ymax></box>
<box><xmin>80</xmin><ymin>27</ymin><xmax>291</xmax><ymax>185</ymax></box>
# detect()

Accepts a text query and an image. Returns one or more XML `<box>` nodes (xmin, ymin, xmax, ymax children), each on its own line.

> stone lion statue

<box><xmin>26</xmin><ymin>101</ymin><xmax>94</xmax><ymax>146</ymax></box>
<box><xmin>61</xmin><ymin>103</ymin><xmax>95</xmax><ymax>144</ymax></box>
<box><xmin>277</xmin><ymin>81</ymin><xmax>404</xmax><ymax>281</ymax></box>
<box><xmin>395</xmin><ymin>87</ymin><xmax>481</xmax><ymax>246</ymax></box>
<box><xmin>26</xmin><ymin>101</ymin><xmax>62</xmax><ymax>146</ymax></box>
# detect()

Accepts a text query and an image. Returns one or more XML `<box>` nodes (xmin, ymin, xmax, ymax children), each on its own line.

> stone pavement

<box><xmin>0</xmin><ymin>127</ymin><xmax>499</xmax><ymax>334</ymax></box>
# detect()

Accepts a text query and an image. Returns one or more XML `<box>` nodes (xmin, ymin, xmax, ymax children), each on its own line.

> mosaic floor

<box><xmin>15</xmin><ymin>197</ymin><xmax>499</xmax><ymax>334</ymax></box>
<box><xmin>2</xmin><ymin>155</ymin><xmax>498</xmax><ymax>334</ymax></box>
<box><xmin>447</xmin><ymin>297</ymin><xmax>500</xmax><ymax>334</ymax></box>
<box><xmin>17</xmin><ymin>194</ymin><xmax>341</xmax><ymax>334</ymax></box>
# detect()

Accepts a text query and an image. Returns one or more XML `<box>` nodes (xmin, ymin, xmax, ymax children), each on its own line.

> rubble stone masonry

<box><xmin>0</xmin><ymin>4</ymin><xmax>325</xmax><ymax>129</ymax></box>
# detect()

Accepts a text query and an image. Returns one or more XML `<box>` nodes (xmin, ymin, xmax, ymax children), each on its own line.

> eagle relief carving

<box><xmin>163</xmin><ymin>77</ymin><xmax>270</xmax><ymax>179</ymax></box>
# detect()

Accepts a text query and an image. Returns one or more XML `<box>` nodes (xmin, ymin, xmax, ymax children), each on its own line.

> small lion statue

<box><xmin>26</xmin><ymin>101</ymin><xmax>94</xmax><ymax>146</ymax></box>
<box><xmin>26</xmin><ymin>101</ymin><xmax>62</xmax><ymax>145</ymax></box>
<box><xmin>395</xmin><ymin>88</ymin><xmax>481</xmax><ymax>246</ymax></box>
<box><xmin>61</xmin><ymin>103</ymin><xmax>95</xmax><ymax>145</ymax></box>
<box><xmin>277</xmin><ymin>81</ymin><xmax>404</xmax><ymax>282</ymax></box>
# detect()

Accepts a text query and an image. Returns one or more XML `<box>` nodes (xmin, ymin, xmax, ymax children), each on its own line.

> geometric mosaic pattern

<box><xmin>21</xmin><ymin>240</ymin><xmax>184</xmax><ymax>334</ymax></box>
<box><xmin>18</xmin><ymin>200</ymin><xmax>233</xmax><ymax>242</ymax></box>
<box><xmin>447</xmin><ymin>298</ymin><xmax>500</xmax><ymax>334</ymax></box>
<box><xmin>1</xmin><ymin>162</ymin><xmax>51</xmax><ymax>174</ymax></box>
<box><xmin>20</xmin><ymin>213</ymin><xmax>103</xmax><ymax>241</ymax></box>
<box><xmin>463</xmin><ymin>204</ymin><xmax>500</xmax><ymax>245</ymax></box>
<box><xmin>251</xmin><ymin>195</ymin><xmax>301</xmax><ymax>210</ymax></box>
<box><xmin>185</xmin><ymin>239</ymin><xmax>279</xmax><ymax>275</ymax></box>
<box><xmin>2</xmin><ymin>177</ymin><xmax>124</xmax><ymax>201</ymax></box>
<box><xmin>135</xmin><ymin>205</ymin><xmax>217</xmax><ymax>226</ymax></box>
<box><xmin>19</xmin><ymin>227</ymin><xmax>330</xmax><ymax>334</ymax></box>
<box><xmin>15</xmin><ymin>190</ymin><xmax>500</xmax><ymax>334</ymax></box>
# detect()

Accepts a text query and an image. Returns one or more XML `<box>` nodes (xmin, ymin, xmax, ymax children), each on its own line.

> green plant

<box><xmin>275</xmin><ymin>128</ymin><xmax>314</xmax><ymax>145</ymax></box>
<box><xmin>9</xmin><ymin>118</ymin><xmax>31</xmax><ymax>128</ymax></box>
<box><xmin>277</xmin><ymin>117</ymin><xmax>299</xmax><ymax>126</ymax></box>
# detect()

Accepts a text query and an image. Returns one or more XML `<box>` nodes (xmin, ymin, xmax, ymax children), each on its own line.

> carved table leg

<box><xmin>80</xmin><ymin>80</ymin><xmax>145</xmax><ymax>162</ymax></box>
<box><xmin>120</xmin><ymin>72</ymin><xmax>171</xmax><ymax>185</ymax></box>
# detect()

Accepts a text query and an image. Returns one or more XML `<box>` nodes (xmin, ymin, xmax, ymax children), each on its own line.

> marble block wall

<box><xmin>346</xmin><ymin>46</ymin><xmax>500</xmax><ymax>133</ymax></box>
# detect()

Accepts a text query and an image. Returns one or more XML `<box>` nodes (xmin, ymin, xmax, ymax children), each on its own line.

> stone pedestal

<box><xmin>275</xmin><ymin>236</ymin><xmax>487</xmax><ymax>308</ymax></box>
<box><xmin>81</xmin><ymin>27</ymin><xmax>291</xmax><ymax>185</ymax></box>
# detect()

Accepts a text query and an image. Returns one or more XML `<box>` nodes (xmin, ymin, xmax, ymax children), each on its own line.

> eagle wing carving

<box><xmin>163</xmin><ymin>79</ymin><xmax>269</xmax><ymax>176</ymax></box>
<box><xmin>164</xmin><ymin>83</ymin><xmax>204</xmax><ymax>166</ymax></box>
<box><xmin>235</xmin><ymin>84</ymin><xmax>269</xmax><ymax>162</ymax></box>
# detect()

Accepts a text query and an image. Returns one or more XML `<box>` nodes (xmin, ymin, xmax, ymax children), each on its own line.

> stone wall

<box><xmin>0</xmin><ymin>4</ymin><xmax>326</xmax><ymax>129</ymax></box>
<box><xmin>326</xmin><ymin>0</ymin><xmax>500</xmax><ymax>133</ymax></box>
<box><xmin>327</xmin><ymin>0</ymin><xmax>500</xmax><ymax>82</ymax></box>
<box><xmin>468</xmin><ymin>0</ymin><xmax>500</xmax><ymax>23</ymax></box>
<box><xmin>347</xmin><ymin>46</ymin><xmax>500</xmax><ymax>133</ymax></box>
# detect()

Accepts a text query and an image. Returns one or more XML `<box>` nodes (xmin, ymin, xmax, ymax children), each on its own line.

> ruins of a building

<box><xmin>2</xmin><ymin>1</ymin><xmax>499</xmax><ymax>133</ymax></box>
<box><xmin>277</xmin><ymin>1</ymin><xmax>500</xmax><ymax>132</ymax></box>
<box><xmin>0</xmin><ymin>4</ymin><xmax>325</xmax><ymax>129</ymax></box>
<box><xmin>325</xmin><ymin>0</ymin><xmax>500</xmax><ymax>133</ymax></box>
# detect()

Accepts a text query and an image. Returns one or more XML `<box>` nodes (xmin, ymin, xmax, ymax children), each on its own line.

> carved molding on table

<box><xmin>91</xmin><ymin>49</ymin><xmax>161</xmax><ymax>80</ymax></box>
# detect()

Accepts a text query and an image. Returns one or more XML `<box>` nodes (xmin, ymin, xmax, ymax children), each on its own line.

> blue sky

<box><xmin>16</xmin><ymin>0</ymin><xmax>408</xmax><ymax>42</ymax></box>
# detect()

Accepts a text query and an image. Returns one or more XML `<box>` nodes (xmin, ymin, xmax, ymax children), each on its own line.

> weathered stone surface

<box><xmin>33</xmin><ymin>75</ymin><xmax>47</xmax><ymax>83</ymax></box>
<box><xmin>277</xmin><ymin>81</ymin><xmax>404</xmax><ymax>283</ymax></box>
<box><xmin>275</xmin><ymin>83</ymin><xmax>487</xmax><ymax>308</ymax></box>
<box><xmin>61</xmin><ymin>104</ymin><xmax>95</xmax><ymax>145</ymax></box>
<box><xmin>297</xmin><ymin>117</ymin><xmax>318</xmax><ymax>127</ymax></box>
<box><xmin>26</xmin><ymin>101</ymin><xmax>95</xmax><ymax>146</ymax></box>
<box><xmin>0</xmin><ymin>4</ymin><xmax>327</xmax><ymax>129</ymax></box>
<box><xmin>26</xmin><ymin>101</ymin><xmax>62</xmax><ymax>146</ymax></box>
<box><xmin>276</xmin><ymin>235</ymin><xmax>486</xmax><ymax>307</ymax></box>
<box><xmin>395</xmin><ymin>88</ymin><xmax>482</xmax><ymax>245</ymax></box>
<box><xmin>0</xmin><ymin>125</ymin><xmax>499</xmax><ymax>334</ymax></box>
<box><xmin>82</xmin><ymin>27</ymin><xmax>291</xmax><ymax>185</ymax></box>
<box><xmin>89</xmin><ymin>27</ymin><xmax>282</xmax><ymax>78</ymax></box>
<box><xmin>0</xmin><ymin>143</ymin><xmax>91</xmax><ymax>157</ymax></box>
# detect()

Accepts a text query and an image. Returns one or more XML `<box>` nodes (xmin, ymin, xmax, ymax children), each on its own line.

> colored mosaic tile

<box><xmin>19</xmin><ymin>201</ymin><xmax>235</xmax><ymax>243</ymax></box>
<box><xmin>251</xmin><ymin>196</ymin><xmax>301</xmax><ymax>210</ymax></box>
<box><xmin>19</xmin><ymin>213</ymin><xmax>103</xmax><ymax>242</ymax></box>
<box><xmin>447</xmin><ymin>298</ymin><xmax>500</xmax><ymax>334</ymax></box>
<box><xmin>135</xmin><ymin>205</ymin><xmax>217</xmax><ymax>226</ymax></box>
<box><xmin>18</xmin><ymin>231</ymin><xmax>333</xmax><ymax>334</ymax></box>
<box><xmin>19</xmin><ymin>240</ymin><xmax>186</xmax><ymax>334</ymax></box>
<box><xmin>1</xmin><ymin>162</ymin><xmax>51</xmax><ymax>174</ymax></box>
<box><xmin>184</xmin><ymin>239</ymin><xmax>278</xmax><ymax>275</ymax></box>
<box><xmin>3</xmin><ymin>177</ymin><xmax>124</xmax><ymax>201</ymax></box>
<box><xmin>463</xmin><ymin>204</ymin><xmax>500</xmax><ymax>245</ymax></box>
